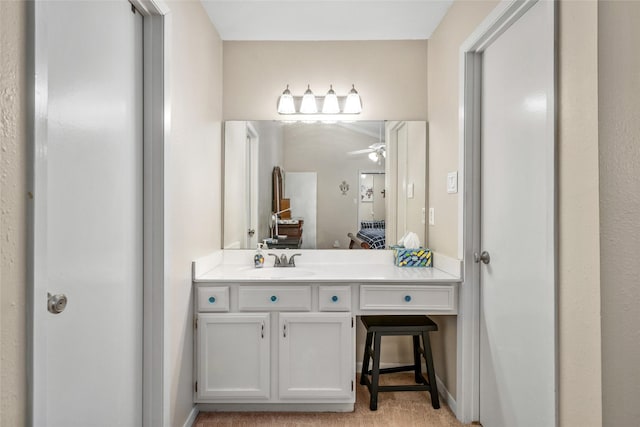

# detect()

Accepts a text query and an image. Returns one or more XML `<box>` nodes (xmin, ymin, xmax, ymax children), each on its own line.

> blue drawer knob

<box><xmin>270</xmin><ymin>295</ymin><xmax>278</xmax><ymax>302</ymax></box>
<box><xmin>208</xmin><ymin>296</ymin><xmax>216</xmax><ymax>304</ymax></box>
<box><xmin>331</xmin><ymin>295</ymin><xmax>339</xmax><ymax>302</ymax></box>
<box><xmin>404</xmin><ymin>295</ymin><xmax>412</xmax><ymax>302</ymax></box>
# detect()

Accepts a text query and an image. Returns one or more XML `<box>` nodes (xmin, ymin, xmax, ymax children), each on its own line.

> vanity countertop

<box><xmin>193</xmin><ymin>250</ymin><xmax>461</xmax><ymax>284</ymax></box>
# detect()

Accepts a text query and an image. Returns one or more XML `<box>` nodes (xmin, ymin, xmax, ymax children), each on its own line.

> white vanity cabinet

<box><xmin>278</xmin><ymin>312</ymin><xmax>353</xmax><ymax>400</ymax></box>
<box><xmin>194</xmin><ymin>284</ymin><xmax>356</xmax><ymax>408</ymax></box>
<box><xmin>196</xmin><ymin>313</ymin><xmax>270</xmax><ymax>400</ymax></box>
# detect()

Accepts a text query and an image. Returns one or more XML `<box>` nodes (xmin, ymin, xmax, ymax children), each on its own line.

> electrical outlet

<box><xmin>429</xmin><ymin>208</ymin><xmax>435</xmax><ymax>225</ymax></box>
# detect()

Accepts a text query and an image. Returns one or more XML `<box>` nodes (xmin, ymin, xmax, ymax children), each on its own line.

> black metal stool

<box><xmin>359</xmin><ymin>315</ymin><xmax>440</xmax><ymax>411</ymax></box>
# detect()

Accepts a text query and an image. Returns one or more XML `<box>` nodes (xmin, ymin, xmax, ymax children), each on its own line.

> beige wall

<box><xmin>426</xmin><ymin>0</ymin><xmax>500</xmax><ymax>399</ymax></box>
<box><xmin>223</xmin><ymin>41</ymin><xmax>428</xmax><ymax>121</ymax></box>
<box><xmin>427</xmin><ymin>0</ymin><xmax>499</xmax><ymax>258</ymax></box>
<box><xmin>598</xmin><ymin>1</ymin><xmax>640</xmax><ymax>426</ymax></box>
<box><xmin>0</xmin><ymin>1</ymin><xmax>27</xmax><ymax>425</ymax></box>
<box><xmin>558</xmin><ymin>1</ymin><xmax>602</xmax><ymax>425</ymax></box>
<box><xmin>166</xmin><ymin>1</ymin><xmax>224</xmax><ymax>425</ymax></box>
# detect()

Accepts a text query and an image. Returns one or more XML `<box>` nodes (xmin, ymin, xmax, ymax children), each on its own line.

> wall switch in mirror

<box><xmin>429</xmin><ymin>208</ymin><xmax>435</xmax><ymax>225</ymax></box>
<box><xmin>421</xmin><ymin>208</ymin><xmax>426</xmax><ymax>224</ymax></box>
<box><xmin>407</xmin><ymin>183</ymin><xmax>414</xmax><ymax>198</ymax></box>
<box><xmin>447</xmin><ymin>172</ymin><xmax>458</xmax><ymax>194</ymax></box>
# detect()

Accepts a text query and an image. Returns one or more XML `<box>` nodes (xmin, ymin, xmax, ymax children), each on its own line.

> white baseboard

<box><xmin>182</xmin><ymin>406</ymin><xmax>199</xmax><ymax>427</ymax></box>
<box><xmin>435</xmin><ymin>374</ymin><xmax>456</xmax><ymax>415</ymax></box>
<box><xmin>356</xmin><ymin>362</ymin><xmax>457</xmax><ymax>414</ymax></box>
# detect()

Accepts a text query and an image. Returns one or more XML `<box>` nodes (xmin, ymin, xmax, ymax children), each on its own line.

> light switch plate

<box><xmin>429</xmin><ymin>208</ymin><xmax>435</xmax><ymax>225</ymax></box>
<box><xmin>407</xmin><ymin>183</ymin><xmax>414</xmax><ymax>199</ymax></box>
<box><xmin>447</xmin><ymin>172</ymin><xmax>458</xmax><ymax>194</ymax></box>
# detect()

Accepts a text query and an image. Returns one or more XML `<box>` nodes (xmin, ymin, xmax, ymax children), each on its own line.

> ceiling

<box><xmin>201</xmin><ymin>1</ymin><xmax>454</xmax><ymax>41</ymax></box>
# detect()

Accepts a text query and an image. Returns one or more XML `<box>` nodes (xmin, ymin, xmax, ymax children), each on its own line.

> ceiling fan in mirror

<box><xmin>348</xmin><ymin>143</ymin><xmax>386</xmax><ymax>164</ymax></box>
<box><xmin>348</xmin><ymin>121</ymin><xmax>386</xmax><ymax>164</ymax></box>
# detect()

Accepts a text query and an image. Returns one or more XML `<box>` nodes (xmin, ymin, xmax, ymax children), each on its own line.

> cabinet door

<box><xmin>197</xmin><ymin>313</ymin><xmax>270</xmax><ymax>400</ymax></box>
<box><xmin>278</xmin><ymin>313</ymin><xmax>354</xmax><ymax>401</ymax></box>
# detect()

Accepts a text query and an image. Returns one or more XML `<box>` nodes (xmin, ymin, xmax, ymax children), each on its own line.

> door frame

<box><xmin>26</xmin><ymin>1</ymin><xmax>171</xmax><ymax>426</ymax></box>
<box><xmin>245</xmin><ymin>122</ymin><xmax>259</xmax><ymax>248</ymax></box>
<box><xmin>456</xmin><ymin>0</ymin><xmax>557</xmax><ymax>423</ymax></box>
<box><xmin>385</xmin><ymin>120</ymin><xmax>407</xmax><ymax>245</ymax></box>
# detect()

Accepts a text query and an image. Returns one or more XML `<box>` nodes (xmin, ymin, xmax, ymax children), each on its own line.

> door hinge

<box><xmin>351</xmin><ymin>380</ymin><xmax>354</xmax><ymax>391</ymax></box>
<box><xmin>129</xmin><ymin>2</ymin><xmax>141</xmax><ymax>15</ymax></box>
<box><xmin>352</xmin><ymin>317</ymin><xmax>354</xmax><ymax>328</ymax></box>
<box><xmin>194</xmin><ymin>318</ymin><xmax>198</xmax><ymax>329</ymax></box>
<box><xmin>195</xmin><ymin>381</ymin><xmax>198</xmax><ymax>393</ymax></box>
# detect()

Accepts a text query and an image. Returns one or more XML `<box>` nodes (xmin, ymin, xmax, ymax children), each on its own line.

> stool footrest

<box><xmin>370</xmin><ymin>365</ymin><xmax>419</xmax><ymax>375</ymax></box>
<box><xmin>361</xmin><ymin>374</ymin><xmax>433</xmax><ymax>392</ymax></box>
<box><xmin>378</xmin><ymin>384</ymin><xmax>432</xmax><ymax>392</ymax></box>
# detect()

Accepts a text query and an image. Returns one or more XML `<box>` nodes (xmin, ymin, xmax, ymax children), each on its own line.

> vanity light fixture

<box><xmin>322</xmin><ymin>85</ymin><xmax>340</xmax><ymax>114</ymax></box>
<box><xmin>276</xmin><ymin>84</ymin><xmax>363</xmax><ymax>116</ymax></box>
<box><xmin>277</xmin><ymin>85</ymin><xmax>296</xmax><ymax>114</ymax></box>
<box><xmin>343</xmin><ymin>84</ymin><xmax>363</xmax><ymax>114</ymax></box>
<box><xmin>299</xmin><ymin>85</ymin><xmax>318</xmax><ymax>114</ymax></box>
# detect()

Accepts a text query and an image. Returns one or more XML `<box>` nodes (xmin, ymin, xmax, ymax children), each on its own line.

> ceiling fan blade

<box><xmin>347</xmin><ymin>148</ymin><xmax>375</xmax><ymax>155</ymax></box>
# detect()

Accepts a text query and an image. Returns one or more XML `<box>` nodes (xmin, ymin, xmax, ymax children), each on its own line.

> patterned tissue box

<box><xmin>392</xmin><ymin>247</ymin><xmax>433</xmax><ymax>267</ymax></box>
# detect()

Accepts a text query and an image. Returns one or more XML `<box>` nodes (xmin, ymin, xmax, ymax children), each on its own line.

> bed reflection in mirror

<box><xmin>223</xmin><ymin>121</ymin><xmax>427</xmax><ymax>250</ymax></box>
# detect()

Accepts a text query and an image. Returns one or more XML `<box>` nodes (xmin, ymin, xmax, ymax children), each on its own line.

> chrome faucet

<box><xmin>268</xmin><ymin>253</ymin><xmax>302</xmax><ymax>267</ymax></box>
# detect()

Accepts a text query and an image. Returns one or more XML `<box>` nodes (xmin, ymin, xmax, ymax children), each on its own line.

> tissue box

<box><xmin>393</xmin><ymin>247</ymin><xmax>433</xmax><ymax>267</ymax></box>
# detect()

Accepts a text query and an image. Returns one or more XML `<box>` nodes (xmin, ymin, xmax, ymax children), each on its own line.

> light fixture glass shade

<box><xmin>322</xmin><ymin>85</ymin><xmax>340</xmax><ymax>114</ymax></box>
<box><xmin>343</xmin><ymin>84</ymin><xmax>362</xmax><ymax>114</ymax></box>
<box><xmin>277</xmin><ymin>85</ymin><xmax>296</xmax><ymax>114</ymax></box>
<box><xmin>300</xmin><ymin>85</ymin><xmax>318</xmax><ymax>114</ymax></box>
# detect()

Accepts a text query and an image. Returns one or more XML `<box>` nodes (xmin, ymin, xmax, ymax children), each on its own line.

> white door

<box><xmin>479</xmin><ymin>1</ymin><xmax>556</xmax><ymax>426</ymax></box>
<box><xmin>32</xmin><ymin>2</ymin><xmax>143</xmax><ymax>426</ymax></box>
<box><xmin>278</xmin><ymin>313</ymin><xmax>354</xmax><ymax>400</ymax></box>
<box><xmin>196</xmin><ymin>313</ymin><xmax>270</xmax><ymax>400</ymax></box>
<box><xmin>284</xmin><ymin>172</ymin><xmax>317</xmax><ymax>248</ymax></box>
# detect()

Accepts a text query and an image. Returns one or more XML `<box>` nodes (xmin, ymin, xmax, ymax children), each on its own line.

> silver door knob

<box><xmin>474</xmin><ymin>251</ymin><xmax>491</xmax><ymax>264</ymax></box>
<box><xmin>48</xmin><ymin>293</ymin><xmax>68</xmax><ymax>314</ymax></box>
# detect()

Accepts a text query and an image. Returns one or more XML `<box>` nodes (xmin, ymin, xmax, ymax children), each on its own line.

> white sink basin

<box><xmin>238</xmin><ymin>267</ymin><xmax>315</xmax><ymax>278</ymax></box>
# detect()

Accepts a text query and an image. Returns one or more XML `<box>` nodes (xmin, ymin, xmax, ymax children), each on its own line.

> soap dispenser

<box><xmin>254</xmin><ymin>243</ymin><xmax>265</xmax><ymax>268</ymax></box>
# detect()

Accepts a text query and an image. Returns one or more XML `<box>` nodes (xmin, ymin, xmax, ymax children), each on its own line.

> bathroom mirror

<box><xmin>223</xmin><ymin>120</ymin><xmax>427</xmax><ymax>250</ymax></box>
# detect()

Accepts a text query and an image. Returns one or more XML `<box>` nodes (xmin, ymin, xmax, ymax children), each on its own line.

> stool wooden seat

<box><xmin>359</xmin><ymin>315</ymin><xmax>440</xmax><ymax>411</ymax></box>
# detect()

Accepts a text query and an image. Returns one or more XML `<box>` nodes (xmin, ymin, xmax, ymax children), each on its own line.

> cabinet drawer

<box><xmin>360</xmin><ymin>285</ymin><xmax>456</xmax><ymax>312</ymax></box>
<box><xmin>197</xmin><ymin>286</ymin><xmax>229</xmax><ymax>312</ymax></box>
<box><xmin>318</xmin><ymin>286</ymin><xmax>351</xmax><ymax>311</ymax></box>
<box><xmin>239</xmin><ymin>286</ymin><xmax>311</xmax><ymax>311</ymax></box>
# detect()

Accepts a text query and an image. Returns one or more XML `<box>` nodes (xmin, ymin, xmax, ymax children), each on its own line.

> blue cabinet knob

<box><xmin>331</xmin><ymin>295</ymin><xmax>339</xmax><ymax>302</ymax></box>
<box><xmin>270</xmin><ymin>295</ymin><xmax>278</xmax><ymax>302</ymax></box>
<box><xmin>208</xmin><ymin>296</ymin><xmax>216</xmax><ymax>304</ymax></box>
<box><xmin>404</xmin><ymin>295</ymin><xmax>412</xmax><ymax>302</ymax></box>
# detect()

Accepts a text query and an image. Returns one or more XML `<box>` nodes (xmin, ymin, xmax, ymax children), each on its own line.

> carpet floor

<box><xmin>194</xmin><ymin>373</ymin><xmax>472</xmax><ymax>426</ymax></box>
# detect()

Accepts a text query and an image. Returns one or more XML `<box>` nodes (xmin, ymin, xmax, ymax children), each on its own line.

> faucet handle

<box><xmin>267</xmin><ymin>253</ymin><xmax>281</xmax><ymax>265</ymax></box>
<box><xmin>288</xmin><ymin>253</ymin><xmax>302</xmax><ymax>266</ymax></box>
